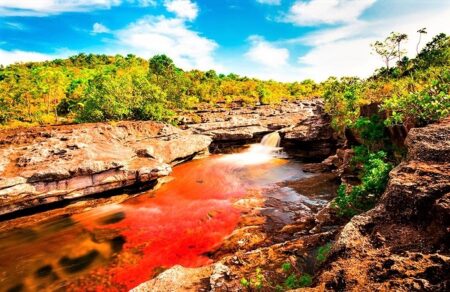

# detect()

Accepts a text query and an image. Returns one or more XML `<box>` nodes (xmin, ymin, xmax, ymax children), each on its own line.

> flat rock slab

<box><xmin>0</xmin><ymin>121</ymin><xmax>212</xmax><ymax>215</ymax></box>
<box><xmin>182</xmin><ymin>100</ymin><xmax>334</xmax><ymax>143</ymax></box>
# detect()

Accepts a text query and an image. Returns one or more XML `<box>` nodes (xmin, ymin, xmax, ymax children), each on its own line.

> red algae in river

<box><xmin>0</xmin><ymin>147</ymin><xmax>304</xmax><ymax>291</ymax></box>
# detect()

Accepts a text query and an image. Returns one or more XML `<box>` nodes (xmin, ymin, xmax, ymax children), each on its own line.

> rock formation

<box><xmin>181</xmin><ymin>100</ymin><xmax>335</xmax><ymax>159</ymax></box>
<box><xmin>0</xmin><ymin>122</ymin><xmax>211</xmax><ymax>215</ymax></box>
<box><xmin>310</xmin><ymin>117</ymin><xmax>450</xmax><ymax>291</ymax></box>
<box><xmin>0</xmin><ymin>99</ymin><xmax>334</xmax><ymax>216</ymax></box>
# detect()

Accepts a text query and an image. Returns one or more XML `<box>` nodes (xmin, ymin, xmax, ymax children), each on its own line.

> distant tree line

<box><xmin>0</xmin><ymin>53</ymin><xmax>321</xmax><ymax>126</ymax></box>
<box><xmin>0</xmin><ymin>32</ymin><xmax>448</xmax><ymax>130</ymax></box>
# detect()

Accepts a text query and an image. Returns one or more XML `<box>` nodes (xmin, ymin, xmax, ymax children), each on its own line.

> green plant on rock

<box><xmin>351</xmin><ymin>115</ymin><xmax>387</xmax><ymax>151</ymax></box>
<box><xmin>280</xmin><ymin>262</ymin><xmax>313</xmax><ymax>290</ymax></box>
<box><xmin>316</xmin><ymin>243</ymin><xmax>332</xmax><ymax>263</ymax></box>
<box><xmin>333</xmin><ymin>148</ymin><xmax>393</xmax><ymax>217</ymax></box>
<box><xmin>240</xmin><ymin>268</ymin><xmax>265</xmax><ymax>290</ymax></box>
<box><xmin>281</xmin><ymin>262</ymin><xmax>292</xmax><ymax>273</ymax></box>
<box><xmin>283</xmin><ymin>273</ymin><xmax>313</xmax><ymax>289</ymax></box>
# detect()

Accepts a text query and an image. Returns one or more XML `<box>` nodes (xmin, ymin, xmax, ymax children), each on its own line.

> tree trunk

<box><xmin>416</xmin><ymin>34</ymin><xmax>422</xmax><ymax>55</ymax></box>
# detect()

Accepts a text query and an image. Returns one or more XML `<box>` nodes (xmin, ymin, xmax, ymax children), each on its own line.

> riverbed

<box><xmin>0</xmin><ymin>144</ymin><xmax>338</xmax><ymax>291</ymax></box>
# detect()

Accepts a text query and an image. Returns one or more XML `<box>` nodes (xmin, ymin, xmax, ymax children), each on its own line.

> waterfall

<box><xmin>217</xmin><ymin>132</ymin><xmax>282</xmax><ymax>166</ymax></box>
<box><xmin>260</xmin><ymin>132</ymin><xmax>281</xmax><ymax>147</ymax></box>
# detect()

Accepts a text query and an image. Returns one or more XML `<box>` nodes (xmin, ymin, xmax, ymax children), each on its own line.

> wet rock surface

<box><xmin>130</xmin><ymin>169</ymin><xmax>341</xmax><ymax>291</ymax></box>
<box><xmin>310</xmin><ymin>118</ymin><xmax>450</xmax><ymax>291</ymax></box>
<box><xmin>181</xmin><ymin>100</ymin><xmax>335</xmax><ymax>159</ymax></box>
<box><xmin>0</xmin><ymin>99</ymin><xmax>335</xmax><ymax>216</ymax></box>
<box><xmin>0</xmin><ymin>121</ymin><xmax>211</xmax><ymax>215</ymax></box>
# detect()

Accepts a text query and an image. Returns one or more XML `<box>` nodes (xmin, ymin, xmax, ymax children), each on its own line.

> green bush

<box><xmin>75</xmin><ymin>72</ymin><xmax>174</xmax><ymax>123</ymax></box>
<box><xmin>351</xmin><ymin>115</ymin><xmax>387</xmax><ymax>150</ymax></box>
<box><xmin>316</xmin><ymin>243</ymin><xmax>332</xmax><ymax>263</ymax></box>
<box><xmin>334</xmin><ymin>148</ymin><xmax>393</xmax><ymax>217</ymax></box>
<box><xmin>383</xmin><ymin>70</ymin><xmax>450</xmax><ymax>126</ymax></box>
<box><xmin>283</xmin><ymin>273</ymin><xmax>312</xmax><ymax>289</ymax></box>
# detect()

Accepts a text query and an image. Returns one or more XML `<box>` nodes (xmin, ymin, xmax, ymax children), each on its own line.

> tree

<box><xmin>149</xmin><ymin>54</ymin><xmax>175</xmax><ymax>80</ymax></box>
<box><xmin>416</xmin><ymin>27</ymin><xmax>427</xmax><ymax>55</ymax></box>
<box><xmin>391</xmin><ymin>32</ymin><xmax>408</xmax><ymax>62</ymax></box>
<box><xmin>371</xmin><ymin>33</ymin><xmax>398</xmax><ymax>72</ymax></box>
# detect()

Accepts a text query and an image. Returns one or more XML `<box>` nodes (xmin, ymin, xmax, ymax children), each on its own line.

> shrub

<box><xmin>383</xmin><ymin>70</ymin><xmax>450</xmax><ymax>126</ymax></box>
<box><xmin>316</xmin><ymin>243</ymin><xmax>332</xmax><ymax>263</ymax></box>
<box><xmin>334</xmin><ymin>148</ymin><xmax>393</xmax><ymax>217</ymax></box>
<box><xmin>75</xmin><ymin>71</ymin><xmax>174</xmax><ymax>123</ymax></box>
<box><xmin>351</xmin><ymin>115</ymin><xmax>387</xmax><ymax>150</ymax></box>
<box><xmin>283</xmin><ymin>273</ymin><xmax>312</xmax><ymax>289</ymax></box>
<box><xmin>240</xmin><ymin>268</ymin><xmax>265</xmax><ymax>290</ymax></box>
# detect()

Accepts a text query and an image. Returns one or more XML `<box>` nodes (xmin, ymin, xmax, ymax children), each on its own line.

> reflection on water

<box><xmin>0</xmin><ymin>145</ymin><xmax>316</xmax><ymax>291</ymax></box>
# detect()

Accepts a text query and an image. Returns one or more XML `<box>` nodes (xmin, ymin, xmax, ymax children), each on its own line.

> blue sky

<box><xmin>0</xmin><ymin>0</ymin><xmax>449</xmax><ymax>81</ymax></box>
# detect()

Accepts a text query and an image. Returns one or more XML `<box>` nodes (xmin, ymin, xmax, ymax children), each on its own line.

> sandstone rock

<box><xmin>0</xmin><ymin>121</ymin><xmax>211</xmax><ymax>215</ymax></box>
<box><xmin>312</xmin><ymin>117</ymin><xmax>450</xmax><ymax>291</ymax></box>
<box><xmin>209</xmin><ymin>263</ymin><xmax>231</xmax><ymax>291</ymax></box>
<box><xmin>130</xmin><ymin>265</ymin><xmax>213</xmax><ymax>292</ymax></box>
<box><xmin>181</xmin><ymin>99</ymin><xmax>336</xmax><ymax>158</ymax></box>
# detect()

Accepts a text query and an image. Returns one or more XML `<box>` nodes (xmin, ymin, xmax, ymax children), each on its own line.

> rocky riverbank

<box><xmin>0</xmin><ymin>122</ymin><xmax>211</xmax><ymax>215</ymax></box>
<box><xmin>132</xmin><ymin>117</ymin><xmax>449</xmax><ymax>292</ymax></box>
<box><xmin>0</xmin><ymin>99</ymin><xmax>333</xmax><ymax>216</ymax></box>
<box><xmin>309</xmin><ymin>117</ymin><xmax>450</xmax><ymax>291</ymax></box>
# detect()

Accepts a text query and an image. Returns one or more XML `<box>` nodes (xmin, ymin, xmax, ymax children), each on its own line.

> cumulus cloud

<box><xmin>0</xmin><ymin>0</ymin><xmax>123</xmax><ymax>16</ymax></box>
<box><xmin>92</xmin><ymin>22</ymin><xmax>110</xmax><ymax>34</ymax></box>
<box><xmin>0</xmin><ymin>49</ymin><xmax>59</xmax><ymax>65</ymax></box>
<box><xmin>245</xmin><ymin>36</ymin><xmax>289</xmax><ymax>67</ymax></box>
<box><xmin>256</xmin><ymin>0</ymin><xmax>281</xmax><ymax>5</ymax></box>
<box><xmin>115</xmin><ymin>15</ymin><xmax>222</xmax><ymax>71</ymax></box>
<box><xmin>296</xmin><ymin>5</ymin><xmax>450</xmax><ymax>80</ymax></box>
<box><xmin>164</xmin><ymin>0</ymin><xmax>198</xmax><ymax>21</ymax></box>
<box><xmin>0</xmin><ymin>0</ymin><xmax>156</xmax><ymax>16</ymax></box>
<box><xmin>284</xmin><ymin>0</ymin><xmax>376</xmax><ymax>26</ymax></box>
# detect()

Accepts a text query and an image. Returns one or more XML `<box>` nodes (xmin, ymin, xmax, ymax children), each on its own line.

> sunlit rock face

<box><xmin>0</xmin><ymin>99</ymin><xmax>335</xmax><ymax>215</ymax></box>
<box><xmin>0</xmin><ymin>121</ymin><xmax>211</xmax><ymax>215</ymax></box>
<box><xmin>181</xmin><ymin>99</ymin><xmax>336</xmax><ymax>159</ymax></box>
<box><xmin>311</xmin><ymin>118</ymin><xmax>450</xmax><ymax>291</ymax></box>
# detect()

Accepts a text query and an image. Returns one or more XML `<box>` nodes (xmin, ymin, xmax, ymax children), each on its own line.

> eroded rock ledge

<box><xmin>0</xmin><ymin>122</ymin><xmax>212</xmax><ymax>215</ymax></box>
<box><xmin>0</xmin><ymin>99</ymin><xmax>335</xmax><ymax>216</ymax></box>
<box><xmin>180</xmin><ymin>99</ymin><xmax>335</xmax><ymax>159</ymax></box>
<box><xmin>310</xmin><ymin>118</ymin><xmax>450</xmax><ymax>291</ymax></box>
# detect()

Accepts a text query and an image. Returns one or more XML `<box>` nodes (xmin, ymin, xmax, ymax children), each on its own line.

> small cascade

<box><xmin>261</xmin><ymin>132</ymin><xmax>281</xmax><ymax>147</ymax></box>
<box><xmin>217</xmin><ymin>132</ymin><xmax>282</xmax><ymax>166</ymax></box>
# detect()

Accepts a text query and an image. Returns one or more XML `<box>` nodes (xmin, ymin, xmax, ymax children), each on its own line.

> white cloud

<box><xmin>298</xmin><ymin>38</ymin><xmax>378</xmax><ymax>80</ymax></box>
<box><xmin>245</xmin><ymin>36</ymin><xmax>289</xmax><ymax>67</ymax></box>
<box><xmin>225</xmin><ymin>1</ymin><xmax>450</xmax><ymax>82</ymax></box>
<box><xmin>92</xmin><ymin>22</ymin><xmax>110</xmax><ymax>34</ymax></box>
<box><xmin>296</xmin><ymin>5</ymin><xmax>450</xmax><ymax>80</ymax></box>
<box><xmin>285</xmin><ymin>0</ymin><xmax>376</xmax><ymax>26</ymax></box>
<box><xmin>0</xmin><ymin>0</ymin><xmax>123</xmax><ymax>16</ymax></box>
<box><xmin>115</xmin><ymin>16</ymin><xmax>222</xmax><ymax>71</ymax></box>
<box><xmin>164</xmin><ymin>0</ymin><xmax>198</xmax><ymax>21</ymax></box>
<box><xmin>0</xmin><ymin>49</ymin><xmax>58</xmax><ymax>65</ymax></box>
<box><xmin>256</xmin><ymin>0</ymin><xmax>281</xmax><ymax>5</ymax></box>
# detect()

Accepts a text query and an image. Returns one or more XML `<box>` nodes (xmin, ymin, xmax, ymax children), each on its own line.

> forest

<box><xmin>0</xmin><ymin>33</ymin><xmax>448</xmax><ymax>132</ymax></box>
